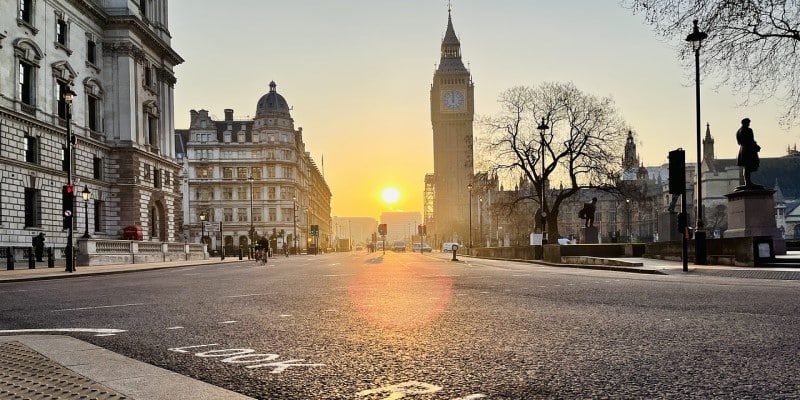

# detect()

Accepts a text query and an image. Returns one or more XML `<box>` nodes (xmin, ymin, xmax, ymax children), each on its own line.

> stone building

<box><xmin>428</xmin><ymin>8</ymin><xmax>475</xmax><ymax>243</ymax></box>
<box><xmin>1</xmin><ymin>0</ymin><xmax>183</xmax><ymax>258</ymax></box>
<box><xmin>177</xmin><ymin>82</ymin><xmax>332</xmax><ymax>255</ymax></box>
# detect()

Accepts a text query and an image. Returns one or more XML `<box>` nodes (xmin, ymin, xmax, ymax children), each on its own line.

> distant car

<box><xmin>412</xmin><ymin>243</ymin><xmax>433</xmax><ymax>253</ymax></box>
<box><xmin>391</xmin><ymin>241</ymin><xmax>406</xmax><ymax>252</ymax></box>
<box><xmin>442</xmin><ymin>242</ymin><xmax>459</xmax><ymax>252</ymax></box>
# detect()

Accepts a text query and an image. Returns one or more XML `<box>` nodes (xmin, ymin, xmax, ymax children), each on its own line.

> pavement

<box><xmin>1</xmin><ymin>253</ymin><xmax>799</xmax><ymax>399</ymax></box>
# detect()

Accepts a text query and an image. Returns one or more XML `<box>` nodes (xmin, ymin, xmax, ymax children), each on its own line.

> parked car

<box><xmin>412</xmin><ymin>243</ymin><xmax>433</xmax><ymax>252</ymax></box>
<box><xmin>442</xmin><ymin>242</ymin><xmax>459</xmax><ymax>252</ymax></box>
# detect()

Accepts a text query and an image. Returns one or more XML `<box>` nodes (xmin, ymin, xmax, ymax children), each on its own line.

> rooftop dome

<box><xmin>255</xmin><ymin>81</ymin><xmax>291</xmax><ymax>118</ymax></box>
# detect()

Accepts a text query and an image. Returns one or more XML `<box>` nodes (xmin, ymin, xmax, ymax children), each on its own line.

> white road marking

<box><xmin>454</xmin><ymin>395</ymin><xmax>487</xmax><ymax>400</ymax></box>
<box><xmin>279</xmin><ymin>314</ymin><xmax>292</xmax><ymax>317</ymax></box>
<box><xmin>166</xmin><ymin>326</ymin><xmax>184</xmax><ymax>330</ymax></box>
<box><xmin>183</xmin><ymin>273</ymin><xmax>202</xmax><ymax>276</ymax></box>
<box><xmin>322</xmin><ymin>309</ymin><xmax>337</xmax><ymax>313</ymax></box>
<box><xmin>219</xmin><ymin>320</ymin><xmax>237</xmax><ymax>324</ymax></box>
<box><xmin>357</xmin><ymin>381</ymin><xmax>443</xmax><ymax>398</ymax></box>
<box><xmin>0</xmin><ymin>328</ymin><xmax>126</xmax><ymax>335</ymax></box>
<box><xmin>224</xmin><ymin>293</ymin><xmax>268</xmax><ymax>298</ymax></box>
<box><xmin>53</xmin><ymin>303</ymin><xmax>145</xmax><ymax>312</ymax></box>
<box><xmin>246</xmin><ymin>359</ymin><xmax>326</xmax><ymax>374</ymax></box>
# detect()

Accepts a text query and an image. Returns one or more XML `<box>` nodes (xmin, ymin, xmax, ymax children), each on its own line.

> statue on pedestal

<box><xmin>578</xmin><ymin>197</ymin><xmax>597</xmax><ymax>228</ymax></box>
<box><xmin>736</xmin><ymin>118</ymin><xmax>764</xmax><ymax>190</ymax></box>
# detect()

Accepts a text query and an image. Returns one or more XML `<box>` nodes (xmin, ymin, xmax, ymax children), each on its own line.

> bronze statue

<box><xmin>578</xmin><ymin>197</ymin><xmax>597</xmax><ymax>228</ymax></box>
<box><xmin>736</xmin><ymin>118</ymin><xmax>762</xmax><ymax>189</ymax></box>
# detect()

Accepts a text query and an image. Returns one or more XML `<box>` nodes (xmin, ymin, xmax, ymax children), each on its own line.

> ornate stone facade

<box><xmin>0</xmin><ymin>0</ymin><xmax>183</xmax><ymax>258</ymax></box>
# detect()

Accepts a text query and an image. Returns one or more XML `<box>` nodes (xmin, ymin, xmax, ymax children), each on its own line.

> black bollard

<box><xmin>47</xmin><ymin>247</ymin><xmax>54</xmax><ymax>268</ymax></box>
<box><xmin>239</xmin><ymin>248</ymin><xmax>243</xmax><ymax>260</ymax></box>
<box><xmin>28</xmin><ymin>247</ymin><xmax>35</xmax><ymax>269</ymax></box>
<box><xmin>6</xmin><ymin>247</ymin><xmax>14</xmax><ymax>270</ymax></box>
<box><xmin>451</xmin><ymin>245</ymin><xmax>459</xmax><ymax>261</ymax></box>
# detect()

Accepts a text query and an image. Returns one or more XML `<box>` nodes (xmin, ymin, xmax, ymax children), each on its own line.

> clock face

<box><xmin>442</xmin><ymin>90</ymin><xmax>465</xmax><ymax>110</ymax></box>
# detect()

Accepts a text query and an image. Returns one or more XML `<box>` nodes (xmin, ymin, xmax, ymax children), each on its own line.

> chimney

<box><xmin>224</xmin><ymin>109</ymin><xmax>234</xmax><ymax>121</ymax></box>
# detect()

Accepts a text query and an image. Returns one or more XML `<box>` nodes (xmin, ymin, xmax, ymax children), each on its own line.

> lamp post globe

<box><xmin>81</xmin><ymin>186</ymin><xmax>92</xmax><ymax>239</ymax></box>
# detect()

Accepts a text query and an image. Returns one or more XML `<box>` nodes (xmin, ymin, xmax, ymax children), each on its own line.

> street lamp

<box><xmin>248</xmin><ymin>175</ymin><xmax>255</xmax><ymax>259</ymax></box>
<box><xmin>63</xmin><ymin>86</ymin><xmax>77</xmax><ymax>273</ymax></box>
<box><xmin>292</xmin><ymin>196</ymin><xmax>297</xmax><ymax>254</ymax></box>
<box><xmin>686</xmin><ymin>19</ymin><xmax>708</xmax><ymax>265</ymax></box>
<box><xmin>81</xmin><ymin>186</ymin><xmax>92</xmax><ymax>238</ymax></box>
<box><xmin>479</xmin><ymin>197</ymin><xmax>483</xmax><ymax>247</ymax></box>
<box><xmin>467</xmin><ymin>183</ymin><xmax>473</xmax><ymax>248</ymax></box>
<box><xmin>537</xmin><ymin>118</ymin><xmax>549</xmax><ymax>244</ymax></box>
<box><xmin>626</xmin><ymin>198</ymin><xmax>631</xmax><ymax>242</ymax></box>
<box><xmin>200</xmin><ymin>212</ymin><xmax>206</xmax><ymax>253</ymax></box>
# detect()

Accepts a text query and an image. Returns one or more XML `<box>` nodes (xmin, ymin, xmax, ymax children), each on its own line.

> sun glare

<box><xmin>381</xmin><ymin>187</ymin><xmax>401</xmax><ymax>205</ymax></box>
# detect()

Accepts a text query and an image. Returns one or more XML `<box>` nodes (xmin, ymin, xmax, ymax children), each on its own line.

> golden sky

<box><xmin>170</xmin><ymin>0</ymin><xmax>798</xmax><ymax>220</ymax></box>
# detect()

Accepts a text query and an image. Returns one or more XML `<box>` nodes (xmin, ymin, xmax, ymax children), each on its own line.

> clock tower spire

<box><xmin>430</xmin><ymin>6</ymin><xmax>475</xmax><ymax>243</ymax></box>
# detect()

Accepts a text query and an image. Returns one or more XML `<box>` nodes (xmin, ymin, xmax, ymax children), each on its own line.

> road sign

<box><xmin>203</xmin><ymin>222</ymin><xmax>220</xmax><ymax>232</ymax></box>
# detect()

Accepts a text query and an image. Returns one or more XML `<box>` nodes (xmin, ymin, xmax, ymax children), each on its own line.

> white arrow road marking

<box><xmin>0</xmin><ymin>328</ymin><xmax>126</xmax><ymax>336</ymax></box>
<box><xmin>357</xmin><ymin>381</ymin><xmax>443</xmax><ymax>399</ymax></box>
<box><xmin>245</xmin><ymin>359</ymin><xmax>326</xmax><ymax>373</ymax></box>
<box><xmin>53</xmin><ymin>303</ymin><xmax>145</xmax><ymax>312</ymax></box>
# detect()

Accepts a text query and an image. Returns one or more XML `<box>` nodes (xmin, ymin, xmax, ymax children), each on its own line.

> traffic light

<box><xmin>378</xmin><ymin>224</ymin><xmax>387</xmax><ymax>236</ymax></box>
<box><xmin>62</xmin><ymin>185</ymin><xmax>74</xmax><ymax>229</ymax></box>
<box><xmin>668</xmin><ymin>149</ymin><xmax>686</xmax><ymax>195</ymax></box>
<box><xmin>421</xmin><ymin>224</ymin><xmax>427</xmax><ymax>236</ymax></box>
<box><xmin>310</xmin><ymin>224</ymin><xmax>319</xmax><ymax>236</ymax></box>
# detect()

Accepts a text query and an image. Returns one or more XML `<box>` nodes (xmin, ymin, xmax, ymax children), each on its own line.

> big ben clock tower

<box><xmin>430</xmin><ymin>7</ymin><xmax>474</xmax><ymax>243</ymax></box>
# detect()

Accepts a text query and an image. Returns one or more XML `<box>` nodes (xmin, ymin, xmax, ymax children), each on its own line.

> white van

<box><xmin>442</xmin><ymin>242</ymin><xmax>459</xmax><ymax>252</ymax></box>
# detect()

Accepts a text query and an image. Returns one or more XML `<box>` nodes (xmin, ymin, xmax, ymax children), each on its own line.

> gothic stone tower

<box><xmin>430</xmin><ymin>8</ymin><xmax>474</xmax><ymax>242</ymax></box>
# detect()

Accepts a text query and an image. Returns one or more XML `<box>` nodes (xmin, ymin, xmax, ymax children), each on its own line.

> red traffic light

<box><xmin>65</xmin><ymin>185</ymin><xmax>75</xmax><ymax>193</ymax></box>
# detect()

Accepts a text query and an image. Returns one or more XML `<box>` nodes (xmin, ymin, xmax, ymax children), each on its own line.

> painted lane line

<box><xmin>166</xmin><ymin>326</ymin><xmax>184</xmax><ymax>330</ymax></box>
<box><xmin>357</xmin><ymin>381</ymin><xmax>442</xmax><ymax>398</ymax></box>
<box><xmin>224</xmin><ymin>293</ymin><xmax>268</xmax><ymax>298</ymax></box>
<box><xmin>0</xmin><ymin>328</ymin><xmax>126</xmax><ymax>335</ymax></box>
<box><xmin>53</xmin><ymin>303</ymin><xmax>145</xmax><ymax>312</ymax></box>
<box><xmin>279</xmin><ymin>314</ymin><xmax>292</xmax><ymax>318</ymax></box>
<box><xmin>454</xmin><ymin>395</ymin><xmax>487</xmax><ymax>400</ymax></box>
<box><xmin>219</xmin><ymin>320</ymin><xmax>237</xmax><ymax>324</ymax></box>
<box><xmin>322</xmin><ymin>309</ymin><xmax>337</xmax><ymax>313</ymax></box>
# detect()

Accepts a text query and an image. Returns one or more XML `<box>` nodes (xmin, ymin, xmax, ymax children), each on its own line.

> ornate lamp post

<box><xmin>467</xmin><ymin>183</ymin><xmax>473</xmax><ymax>248</ymax></box>
<box><xmin>248</xmin><ymin>175</ymin><xmax>255</xmax><ymax>259</ymax></box>
<box><xmin>292</xmin><ymin>196</ymin><xmax>297</xmax><ymax>254</ymax></box>
<box><xmin>479</xmin><ymin>197</ymin><xmax>483</xmax><ymax>247</ymax></box>
<box><xmin>200</xmin><ymin>212</ymin><xmax>206</xmax><ymax>253</ymax></box>
<box><xmin>63</xmin><ymin>86</ymin><xmax>77</xmax><ymax>273</ymax></box>
<box><xmin>686</xmin><ymin>19</ymin><xmax>708</xmax><ymax>265</ymax></box>
<box><xmin>537</xmin><ymin>118</ymin><xmax>549</xmax><ymax>244</ymax></box>
<box><xmin>626</xmin><ymin>198</ymin><xmax>631</xmax><ymax>242</ymax></box>
<box><xmin>81</xmin><ymin>186</ymin><xmax>92</xmax><ymax>238</ymax></box>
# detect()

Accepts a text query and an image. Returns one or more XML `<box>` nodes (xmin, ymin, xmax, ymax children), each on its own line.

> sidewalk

<box><xmin>0</xmin><ymin>257</ymin><xmax>241</xmax><ymax>283</ymax></box>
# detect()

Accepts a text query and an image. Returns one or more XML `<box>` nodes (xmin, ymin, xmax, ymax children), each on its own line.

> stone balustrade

<box><xmin>77</xmin><ymin>239</ymin><xmax>207</xmax><ymax>266</ymax></box>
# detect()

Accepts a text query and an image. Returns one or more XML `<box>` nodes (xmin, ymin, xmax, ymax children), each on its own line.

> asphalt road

<box><xmin>1</xmin><ymin>251</ymin><xmax>799</xmax><ymax>399</ymax></box>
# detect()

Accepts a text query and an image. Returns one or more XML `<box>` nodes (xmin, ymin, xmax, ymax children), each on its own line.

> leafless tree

<box><xmin>479</xmin><ymin>82</ymin><xmax>629</xmax><ymax>241</ymax></box>
<box><xmin>622</xmin><ymin>0</ymin><xmax>800</xmax><ymax>126</ymax></box>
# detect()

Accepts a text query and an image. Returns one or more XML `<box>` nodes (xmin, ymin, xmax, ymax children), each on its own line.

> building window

<box><xmin>282</xmin><ymin>166</ymin><xmax>293</xmax><ymax>179</ymax></box>
<box><xmin>19</xmin><ymin>0</ymin><xmax>34</xmax><ymax>26</ymax></box>
<box><xmin>251</xmin><ymin>167</ymin><xmax>261</xmax><ymax>179</ymax></box>
<box><xmin>253</xmin><ymin>188</ymin><xmax>262</xmax><ymax>200</ymax></box>
<box><xmin>154</xmin><ymin>169</ymin><xmax>162</xmax><ymax>188</ymax></box>
<box><xmin>223</xmin><ymin>167</ymin><xmax>233</xmax><ymax>179</ymax></box>
<box><xmin>237</xmin><ymin>187</ymin><xmax>247</xmax><ymax>200</ymax></box>
<box><xmin>94</xmin><ymin>199</ymin><xmax>103</xmax><ymax>232</ymax></box>
<box><xmin>87</xmin><ymin>38</ymin><xmax>97</xmax><ymax>65</ymax></box>
<box><xmin>93</xmin><ymin>157</ymin><xmax>103</xmax><ymax>179</ymax></box>
<box><xmin>269</xmin><ymin>208</ymin><xmax>277</xmax><ymax>222</ymax></box>
<box><xmin>267</xmin><ymin>165</ymin><xmax>275</xmax><ymax>178</ymax></box>
<box><xmin>237</xmin><ymin>167</ymin><xmax>248</xmax><ymax>179</ymax></box>
<box><xmin>196</xmin><ymin>166</ymin><xmax>210</xmax><ymax>178</ymax></box>
<box><xmin>25</xmin><ymin>136</ymin><xmax>39</xmax><ymax>164</ymax></box>
<box><xmin>282</xmin><ymin>208</ymin><xmax>293</xmax><ymax>222</ymax></box>
<box><xmin>144</xmin><ymin>64</ymin><xmax>153</xmax><ymax>88</ymax></box>
<box><xmin>223</xmin><ymin>208</ymin><xmax>233</xmax><ymax>222</ymax></box>
<box><xmin>19</xmin><ymin>61</ymin><xmax>35</xmax><ymax>107</ymax></box>
<box><xmin>56</xmin><ymin>17</ymin><xmax>68</xmax><ymax>46</ymax></box>
<box><xmin>238</xmin><ymin>208</ymin><xmax>247</xmax><ymax>222</ymax></box>
<box><xmin>57</xmin><ymin>80</ymin><xmax>69</xmax><ymax>119</ymax></box>
<box><xmin>87</xmin><ymin>94</ymin><xmax>100</xmax><ymax>131</ymax></box>
<box><xmin>24</xmin><ymin>187</ymin><xmax>41</xmax><ymax>227</ymax></box>
<box><xmin>253</xmin><ymin>208</ymin><xmax>263</xmax><ymax>222</ymax></box>
<box><xmin>237</xmin><ymin>132</ymin><xmax>245</xmax><ymax>143</ymax></box>
<box><xmin>223</xmin><ymin>188</ymin><xmax>233</xmax><ymax>200</ymax></box>
<box><xmin>147</xmin><ymin>114</ymin><xmax>159</xmax><ymax>151</ymax></box>
<box><xmin>268</xmin><ymin>186</ymin><xmax>276</xmax><ymax>200</ymax></box>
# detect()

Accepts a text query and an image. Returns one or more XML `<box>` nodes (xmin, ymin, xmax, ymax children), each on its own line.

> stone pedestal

<box><xmin>724</xmin><ymin>189</ymin><xmax>786</xmax><ymax>255</ymax></box>
<box><xmin>580</xmin><ymin>226</ymin><xmax>599</xmax><ymax>244</ymax></box>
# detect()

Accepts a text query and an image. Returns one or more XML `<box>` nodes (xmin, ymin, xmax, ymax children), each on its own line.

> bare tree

<box><xmin>479</xmin><ymin>82</ymin><xmax>629</xmax><ymax>242</ymax></box>
<box><xmin>622</xmin><ymin>0</ymin><xmax>800</xmax><ymax>126</ymax></box>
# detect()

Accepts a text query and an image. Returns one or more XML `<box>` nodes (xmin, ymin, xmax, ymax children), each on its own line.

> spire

<box><xmin>437</xmin><ymin>6</ymin><xmax>467</xmax><ymax>73</ymax></box>
<box><xmin>703</xmin><ymin>122</ymin><xmax>715</xmax><ymax>170</ymax></box>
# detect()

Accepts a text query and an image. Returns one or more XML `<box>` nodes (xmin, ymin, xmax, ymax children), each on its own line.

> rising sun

<box><xmin>381</xmin><ymin>187</ymin><xmax>401</xmax><ymax>205</ymax></box>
